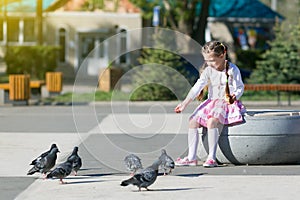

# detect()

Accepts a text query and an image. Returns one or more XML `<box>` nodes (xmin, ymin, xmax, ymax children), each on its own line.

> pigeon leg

<box><xmin>42</xmin><ymin>173</ymin><xmax>47</xmax><ymax>180</ymax></box>
<box><xmin>163</xmin><ymin>168</ymin><xmax>168</xmax><ymax>176</ymax></box>
<box><xmin>59</xmin><ymin>178</ymin><xmax>66</xmax><ymax>184</ymax></box>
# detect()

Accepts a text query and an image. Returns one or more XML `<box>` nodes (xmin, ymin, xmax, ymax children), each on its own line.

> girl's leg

<box><xmin>187</xmin><ymin>117</ymin><xmax>200</xmax><ymax>161</ymax></box>
<box><xmin>175</xmin><ymin>117</ymin><xmax>200</xmax><ymax>166</ymax></box>
<box><xmin>207</xmin><ymin>128</ymin><xmax>219</xmax><ymax>161</ymax></box>
<box><xmin>187</xmin><ymin>128</ymin><xmax>199</xmax><ymax>161</ymax></box>
<box><xmin>204</xmin><ymin>118</ymin><xmax>222</xmax><ymax>167</ymax></box>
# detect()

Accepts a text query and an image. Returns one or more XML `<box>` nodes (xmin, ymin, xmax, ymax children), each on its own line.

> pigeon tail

<box><xmin>30</xmin><ymin>160</ymin><xmax>39</xmax><ymax>166</ymax></box>
<box><xmin>120</xmin><ymin>177</ymin><xmax>138</xmax><ymax>186</ymax></box>
<box><xmin>168</xmin><ymin>162</ymin><xmax>175</xmax><ymax>169</ymax></box>
<box><xmin>27</xmin><ymin>166</ymin><xmax>38</xmax><ymax>175</ymax></box>
<box><xmin>120</xmin><ymin>180</ymin><xmax>129</xmax><ymax>186</ymax></box>
<box><xmin>46</xmin><ymin>173</ymin><xmax>53</xmax><ymax>179</ymax></box>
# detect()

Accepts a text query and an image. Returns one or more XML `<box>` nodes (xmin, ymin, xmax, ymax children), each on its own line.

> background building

<box><xmin>0</xmin><ymin>0</ymin><xmax>142</xmax><ymax>82</ymax></box>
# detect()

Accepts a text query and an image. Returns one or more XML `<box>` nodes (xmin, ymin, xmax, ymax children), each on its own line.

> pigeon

<box><xmin>159</xmin><ymin>149</ymin><xmax>175</xmax><ymax>175</ymax></box>
<box><xmin>124</xmin><ymin>154</ymin><xmax>143</xmax><ymax>176</ymax></box>
<box><xmin>46</xmin><ymin>156</ymin><xmax>76</xmax><ymax>184</ymax></box>
<box><xmin>67</xmin><ymin>146</ymin><xmax>82</xmax><ymax>176</ymax></box>
<box><xmin>27</xmin><ymin>147</ymin><xmax>60</xmax><ymax>177</ymax></box>
<box><xmin>30</xmin><ymin>143</ymin><xmax>59</xmax><ymax>165</ymax></box>
<box><xmin>120</xmin><ymin>159</ymin><xmax>162</xmax><ymax>191</ymax></box>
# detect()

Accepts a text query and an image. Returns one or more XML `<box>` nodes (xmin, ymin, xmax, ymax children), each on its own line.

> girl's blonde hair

<box><xmin>202</xmin><ymin>41</ymin><xmax>228</xmax><ymax>57</ymax></box>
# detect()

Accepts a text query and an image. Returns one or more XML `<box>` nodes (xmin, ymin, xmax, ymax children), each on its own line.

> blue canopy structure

<box><xmin>204</xmin><ymin>0</ymin><xmax>284</xmax><ymax>22</ymax></box>
<box><xmin>2</xmin><ymin>0</ymin><xmax>285</xmax><ymax>22</ymax></box>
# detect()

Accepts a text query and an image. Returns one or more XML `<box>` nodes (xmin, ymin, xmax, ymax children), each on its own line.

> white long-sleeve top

<box><xmin>188</xmin><ymin>62</ymin><xmax>244</xmax><ymax>100</ymax></box>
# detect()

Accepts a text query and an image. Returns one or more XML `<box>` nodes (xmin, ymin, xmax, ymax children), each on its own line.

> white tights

<box><xmin>187</xmin><ymin>127</ymin><xmax>219</xmax><ymax>161</ymax></box>
<box><xmin>187</xmin><ymin>128</ymin><xmax>199</xmax><ymax>161</ymax></box>
<box><xmin>187</xmin><ymin>116</ymin><xmax>220</xmax><ymax>161</ymax></box>
<box><xmin>207</xmin><ymin>128</ymin><xmax>219</xmax><ymax>160</ymax></box>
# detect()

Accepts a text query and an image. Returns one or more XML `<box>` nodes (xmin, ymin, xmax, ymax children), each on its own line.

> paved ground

<box><xmin>0</xmin><ymin>101</ymin><xmax>300</xmax><ymax>200</ymax></box>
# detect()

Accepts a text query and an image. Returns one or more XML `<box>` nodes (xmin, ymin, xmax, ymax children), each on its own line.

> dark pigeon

<box><xmin>30</xmin><ymin>144</ymin><xmax>59</xmax><ymax>165</ymax></box>
<box><xmin>67</xmin><ymin>146</ymin><xmax>82</xmax><ymax>176</ymax></box>
<box><xmin>124</xmin><ymin>154</ymin><xmax>143</xmax><ymax>176</ymax></box>
<box><xmin>159</xmin><ymin>149</ymin><xmax>175</xmax><ymax>175</ymax></box>
<box><xmin>27</xmin><ymin>147</ymin><xmax>60</xmax><ymax>177</ymax></box>
<box><xmin>46</xmin><ymin>156</ymin><xmax>76</xmax><ymax>184</ymax></box>
<box><xmin>120</xmin><ymin>159</ymin><xmax>162</xmax><ymax>191</ymax></box>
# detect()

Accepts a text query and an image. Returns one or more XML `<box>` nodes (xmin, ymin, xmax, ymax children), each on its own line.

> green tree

<box><xmin>129</xmin><ymin>0</ymin><xmax>210</xmax><ymax>45</ymax></box>
<box><xmin>130</xmin><ymin>30</ymin><xmax>194</xmax><ymax>101</ymax></box>
<box><xmin>5</xmin><ymin>46</ymin><xmax>60</xmax><ymax>80</ymax></box>
<box><xmin>249</xmin><ymin>21</ymin><xmax>300</xmax><ymax>84</ymax></box>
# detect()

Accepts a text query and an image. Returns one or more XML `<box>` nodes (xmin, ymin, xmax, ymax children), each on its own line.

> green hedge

<box><xmin>5</xmin><ymin>46</ymin><xmax>60</xmax><ymax>80</ymax></box>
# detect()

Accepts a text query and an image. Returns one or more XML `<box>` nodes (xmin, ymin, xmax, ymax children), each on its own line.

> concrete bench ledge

<box><xmin>200</xmin><ymin>109</ymin><xmax>300</xmax><ymax>165</ymax></box>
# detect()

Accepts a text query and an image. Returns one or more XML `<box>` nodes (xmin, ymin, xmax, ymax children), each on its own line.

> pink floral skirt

<box><xmin>190</xmin><ymin>99</ymin><xmax>246</xmax><ymax>127</ymax></box>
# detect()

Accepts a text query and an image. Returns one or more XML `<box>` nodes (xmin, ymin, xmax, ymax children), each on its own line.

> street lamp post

<box><xmin>36</xmin><ymin>0</ymin><xmax>43</xmax><ymax>45</ymax></box>
<box><xmin>4</xmin><ymin>0</ymin><xmax>8</xmax><ymax>51</ymax></box>
<box><xmin>271</xmin><ymin>0</ymin><xmax>277</xmax><ymax>11</ymax></box>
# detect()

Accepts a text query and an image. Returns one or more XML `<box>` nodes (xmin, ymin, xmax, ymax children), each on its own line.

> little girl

<box><xmin>174</xmin><ymin>41</ymin><xmax>246</xmax><ymax>167</ymax></box>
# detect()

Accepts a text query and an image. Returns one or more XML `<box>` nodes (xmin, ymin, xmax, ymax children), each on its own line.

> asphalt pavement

<box><xmin>1</xmin><ymin>100</ymin><xmax>300</xmax><ymax>200</ymax></box>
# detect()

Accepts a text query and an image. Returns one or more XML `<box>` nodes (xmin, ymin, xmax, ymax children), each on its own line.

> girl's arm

<box><xmin>175</xmin><ymin>70</ymin><xmax>208</xmax><ymax>113</ymax></box>
<box><xmin>232</xmin><ymin>66</ymin><xmax>244</xmax><ymax>100</ymax></box>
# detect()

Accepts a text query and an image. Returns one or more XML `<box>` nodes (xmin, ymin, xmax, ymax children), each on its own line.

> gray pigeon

<box><xmin>47</xmin><ymin>156</ymin><xmax>76</xmax><ymax>184</ymax></box>
<box><xmin>30</xmin><ymin>144</ymin><xmax>59</xmax><ymax>165</ymax></box>
<box><xmin>159</xmin><ymin>149</ymin><xmax>175</xmax><ymax>175</ymax></box>
<box><xmin>27</xmin><ymin>147</ymin><xmax>60</xmax><ymax>177</ymax></box>
<box><xmin>120</xmin><ymin>159</ymin><xmax>162</xmax><ymax>191</ymax></box>
<box><xmin>124</xmin><ymin>154</ymin><xmax>143</xmax><ymax>176</ymax></box>
<box><xmin>67</xmin><ymin>146</ymin><xmax>82</xmax><ymax>176</ymax></box>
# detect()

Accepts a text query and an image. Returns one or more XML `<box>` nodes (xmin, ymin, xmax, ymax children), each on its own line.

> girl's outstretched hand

<box><xmin>174</xmin><ymin>103</ymin><xmax>185</xmax><ymax>113</ymax></box>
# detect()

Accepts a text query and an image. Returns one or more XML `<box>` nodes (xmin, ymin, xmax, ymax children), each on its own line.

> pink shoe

<box><xmin>203</xmin><ymin>159</ymin><xmax>217</xmax><ymax>168</ymax></box>
<box><xmin>175</xmin><ymin>157</ymin><xmax>197</xmax><ymax>166</ymax></box>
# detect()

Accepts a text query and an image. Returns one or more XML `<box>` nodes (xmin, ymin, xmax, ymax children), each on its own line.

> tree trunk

<box><xmin>193</xmin><ymin>0</ymin><xmax>210</xmax><ymax>45</ymax></box>
<box><xmin>178</xmin><ymin>19</ymin><xmax>193</xmax><ymax>35</ymax></box>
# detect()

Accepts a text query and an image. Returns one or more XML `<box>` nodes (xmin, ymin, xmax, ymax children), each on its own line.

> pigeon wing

<box><xmin>40</xmin><ymin>148</ymin><xmax>59</xmax><ymax>174</ymax></box>
<box><xmin>47</xmin><ymin>162</ymin><xmax>73</xmax><ymax>179</ymax></box>
<box><xmin>30</xmin><ymin>144</ymin><xmax>58</xmax><ymax>165</ymax></box>
<box><xmin>159</xmin><ymin>149</ymin><xmax>175</xmax><ymax>174</ymax></box>
<box><xmin>30</xmin><ymin>151</ymin><xmax>49</xmax><ymax>165</ymax></box>
<box><xmin>72</xmin><ymin>156</ymin><xmax>82</xmax><ymax>172</ymax></box>
<box><xmin>67</xmin><ymin>147</ymin><xmax>82</xmax><ymax>174</ymax></box>
<box><xmin>140</xmin><ymin>167</ymin><xmax>156</xmax><ymax>183</ymax></box>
